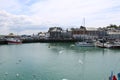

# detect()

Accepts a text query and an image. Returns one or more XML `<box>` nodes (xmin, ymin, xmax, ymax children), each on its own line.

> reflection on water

<box><xmin>0</xmin><ymin>43</ymin><xmax>120</xmax><ymax>80</ymax></box>
<box><xmin>46</xmin><ymin>43</ymin><xmax>120</xmax><ymax>80</ymax></box>
<box><xmin>48</xmin><ymin>43</ymin><xmax>106</xmax><ymax>54</ymax></box>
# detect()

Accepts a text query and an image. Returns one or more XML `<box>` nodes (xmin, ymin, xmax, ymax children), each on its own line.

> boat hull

<box><xmin>7</xmin><ymin>38</ymin><xmax>22</xmax><ymax>44</ymax></box>
<box><xmin>95</xmin><ymin>41</ymin><xmax>120</xmax><ymax>48</ymax></box>
<box><xmin>8</xmin><ymin>41</ymin><xmax>22</xmax><ymax>44</ymax></box>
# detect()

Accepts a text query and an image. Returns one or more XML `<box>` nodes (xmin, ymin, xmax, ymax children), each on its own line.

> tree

<box><xmin>70</xmin><ymin>28</ymin><xmax>75</xmax><ymax>31</ymax></box>
<box><xmin>80</xmin><ymin>26</ymin><xmax>86</xmax><ymax>30</ymax></box>
<box><xmin>9</xmin><ymin>33</ymin><xmax>14</xmax><ymax>36</ymax></box>
<box><xmin>107</xmin><ymin>24</ymin><xmax>118</xmax><ymax>29</ymax></box>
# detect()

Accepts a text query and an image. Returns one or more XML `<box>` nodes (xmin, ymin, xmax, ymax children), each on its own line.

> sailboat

<box><xmin>75</xmin><ymin>18</ymin><xmax>95</xmax><ymax>47</ymax></box>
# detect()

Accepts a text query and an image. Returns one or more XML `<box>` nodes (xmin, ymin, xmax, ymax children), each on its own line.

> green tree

<box><xmin>80</xmin><ymin>26</ymin><xmax>86</xmax><ymax>30</ymax></box>
<box><xmin>107</xmin><ymin>24</ymin><xmax>118</xmax><ymax>29</ymax></box>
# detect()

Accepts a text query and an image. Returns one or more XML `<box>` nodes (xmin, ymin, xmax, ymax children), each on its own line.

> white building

<box><xmin>107</xmin><ymin>30</ymin><xmax>120</xmax><ymax>39</ymax></box>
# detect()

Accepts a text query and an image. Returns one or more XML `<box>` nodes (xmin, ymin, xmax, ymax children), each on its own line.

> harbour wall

<box><xmin>0</xmin><ymin>39</ymin><xmax>78</xmax><ymax>45</ymax></box>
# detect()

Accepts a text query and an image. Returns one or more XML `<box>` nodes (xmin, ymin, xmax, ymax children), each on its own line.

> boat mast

<box><xmin>83</xmin><ymin>17</ymin><xmax>85</xmax><ymax>41</ymax></box>
<box><xmin>83</xmin><ymin>17</ymin><xmax>85</xmax><ymax>27</ymax></box>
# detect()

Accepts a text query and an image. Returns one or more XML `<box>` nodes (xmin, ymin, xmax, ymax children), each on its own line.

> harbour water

<box><xmin>0</xmin><ymin>43</ymin><xmax>120</xmax><ymax>80</ymax></box>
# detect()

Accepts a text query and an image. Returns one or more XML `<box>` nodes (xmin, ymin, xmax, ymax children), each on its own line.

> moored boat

<box><xmin>104</xmin><ymin>41</ymin><xmax>120</xmax><ymax>48</ymax></box>
<box><xmin>95</xmin><ymin>39</ymin><xmax>120</xmax><ymax>48</ymax></box>
<box><xmin>95</xmin><ymin>41</ymin><xmax>105</xmax><ymax>48</ymax></box>
<box><xmin>94</xmin><ymin>39</ymin><xmax>107</xmax><ymax>48</ymax></box>
<box><xmin>6</xmin><ymin>38</ymin><xmax>22</xmax><ymax>44</ymax></box>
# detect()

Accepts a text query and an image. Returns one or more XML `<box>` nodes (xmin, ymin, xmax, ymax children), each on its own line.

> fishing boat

<box><xmin>6</xmin><ymin>38</ymin><xmax>22</xmax><ymax>44</ymax></box>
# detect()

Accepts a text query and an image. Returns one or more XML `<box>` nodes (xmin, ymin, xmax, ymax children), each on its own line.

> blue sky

<box><xmin>0</xmin><ymin>0</ymin><xmax>120</xmax><ymax>35</ymax></box>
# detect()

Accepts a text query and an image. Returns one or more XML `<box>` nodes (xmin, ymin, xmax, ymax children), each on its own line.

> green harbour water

<box><xmin>0</xmin><ymin>43</ymin><xmax>120</xmax><ymax>80</ymax></box>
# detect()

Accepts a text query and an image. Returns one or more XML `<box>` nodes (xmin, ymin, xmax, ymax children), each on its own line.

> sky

<box><xmin>0</xmin><ymin>0</ymin><xmax>120</xmax><ymax>35</ymax></box>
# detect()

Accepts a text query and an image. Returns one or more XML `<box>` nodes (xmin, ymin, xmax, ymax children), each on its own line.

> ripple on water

<box><xmin>70</xmin><ymin>44</ymin><xmax>75</xmax><ymax>48</ymax></box>
<box><xmin>16</xmin><ymin>73</ymin><xmax>19</xmax><ymax>77</ymax></box>
<box><xmin>32</xmin><ymin>74</ymin><xmax>36</xmax><ymax>78</ymax></box>
<box><xmin>4</xmin><ymin>72</ymin><xmax>8</xmax><ymax>75</ymax></box>
<box><xmin>62</xmin><ymin>78</ymin><xmax>68</xmax><ymax>80</ymax></box>
<box><xmin>18</xmin><ymin>60</ymin><xmax>22</xmax><ymax>62</ymax></box>
<box><xmin>78</xmin><ymin>59</ymin><xmax>83</xmax><ymax>64</ymax></box>
<box><xmin>59</xmin><ymin>50</ymin><xmax>63</xmax><ymax>54</ymax></box>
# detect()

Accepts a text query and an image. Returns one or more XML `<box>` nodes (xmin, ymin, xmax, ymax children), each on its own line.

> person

<box><xmin>113</xmin><ymin>75</ymin><xmax>117</xmax><ymax>80</ymax></box>
<box><xmin>109</xmin><ymin>71</ymin><xmax>113</xmax><ymax>80</ymax></box>
<box><xmin>117</xmin><ymin>73</ymin><xmax>120</xmax><ymax>80</ymax></box>
<box><xmin>109</xmin><ymin>76</ymin><xmax>112</xmax><ymax>80</ymax></box>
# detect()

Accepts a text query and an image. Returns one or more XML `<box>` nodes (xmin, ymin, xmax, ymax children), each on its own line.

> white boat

<box><xmin>95</xmin><ymin>41</ymin><xmax>105</xmax><ymax>48</ymax></box>
<box><xmin>104</xmin><ymin>41</ymin><xmax>120</xmax><ymax>48</ymax></box>
<box><xmin>75</xmin><ymin>18</ymin><xmax>95</xmax><ymax>47</ymax></box>
<box><xmin>6</xmin><ymin>38</ymin><xmax>22</xmax><ymax>44</ymax></box>
<box><xmin>95</xmin><ymin>40</ymin><xmax>120</xmax><ymax>48</ymax></box>
<box><xmin>75</xmin><ymin>41</ymin><xmax>94</xmax><ymax>47</ymax></box>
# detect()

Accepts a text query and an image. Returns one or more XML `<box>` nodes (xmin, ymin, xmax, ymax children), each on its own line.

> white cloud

<box><xmin>0</xmin><ymin>0</ymin><xmax>120</xmax><ymax>34</ymax></box>
<box><xmin>0</xmin><ymin>10</ymin><xmax>48</xmax><ymax>35</ymax></box>
<box><xmin>0</xmin><ymin>0</ymin><xmax>22</xmax><ymax>13</ymax></box>
<box><xmin>28</xmin><ymin>0</ymin><xmax>120</xmax><ymax>27</ymax></box>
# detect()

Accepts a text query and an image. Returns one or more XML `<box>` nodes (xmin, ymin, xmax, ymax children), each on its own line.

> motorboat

<box><xmin>95</xmin><ymin>41</ymin><xmax>105</xmax><ymax>48</ymax></box>
<box><xmin>104</xmin><ymin>41</ymin><xmax>120</xmax><ymax>48</ymax></box>
<box><xmin>95</xmin><ymin>40</ymin><xmax>120</xmax><ymax>48</ymax></box>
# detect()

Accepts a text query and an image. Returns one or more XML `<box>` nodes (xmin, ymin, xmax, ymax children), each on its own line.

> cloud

<box><xmin>0</xmin><ymin>0</ymin><xmax>120</xmax><ymax>35</ymax></box>
<box><xmin>0</xmin><ymin>0</ymin><xmax>22</xmax><ymax>14</ymax></box>
<box><xmin>29</xmin><ymin>0</ymin><xmax>120</xmax><ymax>27</ymax></box>
<box><xmin>0</xmin><ymin>10</ymin><xmax>48</xmax><ymax>35</ymax></box>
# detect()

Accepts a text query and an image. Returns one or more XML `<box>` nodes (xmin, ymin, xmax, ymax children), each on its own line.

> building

<box><xmin>107</xmin><ymin>29</ymin><xmax>120</xmax><ymax>39</ymax></box>
<box><xmin>71</xmin><ymin>26</ymin><xmax>99</xmax><ymax>40</ymax></box>
<box><xmin>97</xmin><ymin>28</ymin><xmax>108</xmax><ymax>39</ymax></box>
<box><xmin>72</xmin><ymin>29</ymin><xmax>87</xmax><ymax>40</ymax></box>
<box><xmin>48</xmin><ymin>27</ymin><xmax>63</xmax><ymax>39</ymax></box>
<box><xmin>86</xmin><ymin>28</ymin><xmax>98</xmax><ymax>40</ymax></box>
<box><xmin>61</xmin><ymin>29</ymin><xmax>72</xmax><ymax>39</ymax></box>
